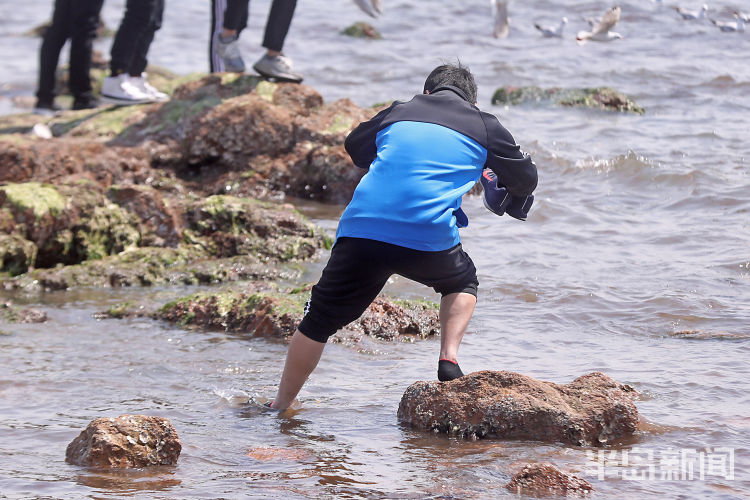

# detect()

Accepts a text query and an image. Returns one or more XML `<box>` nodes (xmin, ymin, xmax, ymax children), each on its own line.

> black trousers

<box><xmin>109</xmin><ymin>0</ymin><xmax>164</xmax><ymax>76</ymax></box>
<box><xmin>209</xmin><ymin>0</ymin><xmax>297</xmax><ymax>72</ymax></box>
<box><xmin>298</xmin><ymin>237</ymin><xmax>479</xmax><ymax>343</ymax></box>
<box><xmin>36</xmin><ymin>0</ymin><xmax>104</xmax><ymax>103</ymax></box>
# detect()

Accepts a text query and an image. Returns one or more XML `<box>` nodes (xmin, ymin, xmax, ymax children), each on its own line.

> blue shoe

<box><xmin>479</xmin><ymin>169</ymin><xmax>512</xmax><ymax>216</ymax></box>
<box><xmin>479</xmin><ymin>169</ymin><xmax>534</xmax><ymax>221</ymax></box>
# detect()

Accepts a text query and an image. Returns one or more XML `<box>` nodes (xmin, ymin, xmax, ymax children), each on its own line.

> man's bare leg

<box><xmin>438</xmin><ymin>292</ymin><xmax>476</xmax><ymax>380</ymax></box>
<box><xmin>271</xmin><ymin>329</ymin><xmax>326</xmax><ymax>410</ymax></box>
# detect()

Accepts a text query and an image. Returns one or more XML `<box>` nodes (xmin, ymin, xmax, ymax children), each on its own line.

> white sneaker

<box><xmin>130</xmin><ymin>73</ymin><xmax>169</xmax><ymax>102</ymax></box>
<box><xmin>101</xmin><ymin>74</ymin><xmax>155</xmax><ymax>104</ymax></box>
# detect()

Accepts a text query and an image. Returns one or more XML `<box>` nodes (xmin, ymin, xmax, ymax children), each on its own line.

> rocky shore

<box><xmin>0</xmin><ymin>73</ymin><xmax>439</xmax><ymax>342</ymax></box>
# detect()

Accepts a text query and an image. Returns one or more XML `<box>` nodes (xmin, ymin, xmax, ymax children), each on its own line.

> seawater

<box><xmin>1</xmin><ymin>0</ymin><xmax>749</xmax><ymax>498</ymax></box>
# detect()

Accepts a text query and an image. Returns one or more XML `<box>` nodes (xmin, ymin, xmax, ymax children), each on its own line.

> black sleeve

<box><xmin>344</xmin><ymin>103</ymin><xmax>398</xmax><ymax>169</ymax></box>
<box><xmin>480</xmin><ymin>113</ymin><xmax>538</xmax><ymax>197</ymax></box>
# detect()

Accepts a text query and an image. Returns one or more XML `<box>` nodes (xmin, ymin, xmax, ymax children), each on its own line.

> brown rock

<box><xmin>506</xmin><ymin>463</ymin><xmax>593</xmax><ymax>496</ymax></box>
<box><xmin>106</xmin><ymin>184</ymin><xmax>182</xmax><ymax>247</ymax></box>
<box><xmin>397</xmin><ymin>371</ymin><xmax>639</xmax><ymax>445</ymax></box>
<box><xmin>66</xmin><ymin>415</ymin><xmax>181</xmax><ymax>468</ymax></box>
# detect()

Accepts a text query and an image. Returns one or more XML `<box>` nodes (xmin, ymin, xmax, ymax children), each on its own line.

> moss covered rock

<box><xmin>157</xmin><ymin>286</ymin><xmax>439</xmax><ymax>341</ymax></box>
<box><xmin>341</xmin><ymin>22</ymin><xmax>382</xmax><ymax>39</ymax></box>
<box><xmin>492</xmin><ymin>86</ymin><xmax>644</xmax><ymax>114</ymax></box>
<box><xmin>0</xmin><ymin>234</ymin><xmax>38</xmax><ymax>276</ymax></box>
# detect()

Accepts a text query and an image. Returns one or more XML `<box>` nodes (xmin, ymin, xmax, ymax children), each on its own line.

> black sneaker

<box><xmin>33</xmin><ymin>99</ymin><xmax>62</xmax><ymax>116</ymax></box>
<box><xmin>72</xmin><ymin>93</ymin><xmax>100</xmax><ymax>110</ymax></box>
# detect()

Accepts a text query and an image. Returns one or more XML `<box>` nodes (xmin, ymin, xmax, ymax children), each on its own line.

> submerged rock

<box><xmin>157</xmin><ymin>286</ymin><xmax>439</xmax><ymax>341</ymax></box>
<box><xmin>66</xmin><ymin>415</ymin><xmax>181</xmax><ymax>468</ymax></box>
<box><xmin>397</xmin><ymin>370</ymin><xmax>639</xmax><ymax>445</ymax></box>
<box><xmin>0</xmin><ymin>301</ymin><xmax>48</xmax><ymax>323</ymax></box>
<box><xmin>491</xmin><ymin>86</ymin><xmax>644</xmax><ymax>114</ymax></box>
<box><xmin>341</xmin><ymin>22</ymin><xmax>383</xmax><ymax>39</ymax></box>
<box><xmin>506</xmin><ymin>463</ymin><xmax>594</xmax><ymax>496</ymax></box>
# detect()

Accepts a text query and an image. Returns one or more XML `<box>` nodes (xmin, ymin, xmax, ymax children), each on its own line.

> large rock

<box><xmin>0</xmin><ymin>75</ymin><xmax>376</xmax><ymax>204</ymax></box>
<box><xmin>65</xmin><ymin>415</ymin><xmax>181</xmax><ymax>468</ymax></box>
<box><xmin>506</xmin><ymin>463</ymin><xmax>594</xmax><ymax>496</ymax></box>
<box><xmin>397</xmin><ymin>371</ymin><xmax>639</xmax><ymax>445</ymax></box>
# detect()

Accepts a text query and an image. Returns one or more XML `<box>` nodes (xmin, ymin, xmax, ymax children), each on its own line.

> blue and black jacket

<box><xmin>337</xmin><ymin>86</ymin><xmax>538</xmax><ymax>251</ymax></box>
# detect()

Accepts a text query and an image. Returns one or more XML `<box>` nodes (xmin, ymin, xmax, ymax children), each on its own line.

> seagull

<box><xmin>492</xmin><ymin>0</ymin><xmax>509</xmax><ymax>38</ymax></box>
<box><xmin>674</xmin><ymin>4</ymin><xmax>708</xmax><ymax>20</ymax></box>
<box><xmin>710</xmin><ymin>13</ymin><xmax>745</xmax><ymax>32</ymax></box>
<box><xmin>352</xmin><ymin>0</ymin><xmax>383</xmax><ymax>18</ymax></box>
<box><xmin>738</xmin><ymin>12</ymin><xmax>749</xmax><ymax>23</ymax></box>
<box><xmin>534</xmin><ymin>17</ymin><xmax>567</xmax><ymax>37</ymax></box>
<box><xmin>576</xmin><ymin>6</ymin><xmax>623</xmax><ymax>43</ymax></box>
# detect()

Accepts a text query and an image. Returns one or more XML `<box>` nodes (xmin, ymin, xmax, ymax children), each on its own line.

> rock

<box><xmin>106</xmin><ymin>184</ymin><xmax>182</xmax><ymax>247</ymax></box>
<box><xmin>0</xmin><ymin>74</ymin><xmax>375</xmax><ymax>204</ymax></box>
<box><xmin>491</xmin><ymin>86</ymin><xmax>644</xmax><ymax>114</ymax></box>
<box><xmin>341</xmin><ymin>22</ymin><xmax>383</xmax><ymax>39</ymax></box>
<box><xmin>0</xmin><ymin>302</ymin><xmax>47</xmax><ymax>323</ymax></box>
<box><xmin>0</xmin><ymin>233</ymin><xmax>38</xmax><ymax>276</ymax></box>
<box><xmin>157</xmin><ymin>286</ymin><xmax>439</xmax><ymax>341</ymax></box>
<box><xmin>506</xmin><ymin>463</ymin><xmax>594</xmax><ymax>496</ymax></box>
<box><xmin>65</xmin><ymin>415</ymin><xmax>181</xmax><ymax>468</ymax></box>
<box><xmin>397</xmin><ymin>371</ymin><xmax>639</xmax><ymax>445</ymax></box>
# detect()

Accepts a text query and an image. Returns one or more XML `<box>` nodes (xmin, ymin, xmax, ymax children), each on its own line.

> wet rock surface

<box><xmin>397</xmin><ymin>370</ymin><xmax>639</xmax><ymax>445</ymax></box>
<box><xmin>491</xmin><ymin>86</ymin><xmax>644</xmax><ymax>114</ymax></box>
<box><xmin>156</xmin><ymin>285</ymin><xmax>439</xmax><ymax>341</ymax></box>
<box><xmin>0</xmin><ymin>180</ymin><xmax>328</xmax><ymax>289</ymax></box>
<box><xmin>506</xmin><ymin>463</ymin><xmax>594</xmax><ymax>496</ymax></box>
<box><xmin>66</xmin><ymin>415</ymin><xmax>181</xmax><ymax>468</ymax></box>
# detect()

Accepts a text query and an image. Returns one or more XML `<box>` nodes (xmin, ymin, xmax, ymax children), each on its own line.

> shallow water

<box><xmin>1</xmin><ymin>0</ymin><xmax>749</xmax><ymax>498</ymax></box>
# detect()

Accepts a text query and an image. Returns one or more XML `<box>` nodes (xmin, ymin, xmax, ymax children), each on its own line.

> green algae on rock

<box><xmin>341</xmin><ymin>22</ymin><xmax>382</xmax><ymax>39</ymax></box>
<box><xmin>491</xmin><ymin>86</ymin><xmax>644</xmax><ymax>114</ymax></box>
<box><xmin>156</xmin><ymin>286</ymin><xmax>440</xmax><ymax>341</ymax></box>
<box><xmin>0</xmin><ymin>183</ymin><xmax>328</xmax><ymax>289</ymax></box>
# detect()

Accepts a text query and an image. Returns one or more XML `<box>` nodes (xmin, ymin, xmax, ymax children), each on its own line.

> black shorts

<box><xmin>298</xmin><ymin>237</ymin><xmax>479</xmax><ymax>343</ymax></box>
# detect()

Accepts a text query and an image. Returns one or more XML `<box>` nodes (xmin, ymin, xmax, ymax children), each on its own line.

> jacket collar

<box><xmin>431</xmin><ymin>85</ymin><xmax>471</xmax><ymax>103</ymax></box>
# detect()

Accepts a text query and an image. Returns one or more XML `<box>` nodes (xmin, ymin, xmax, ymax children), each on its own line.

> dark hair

<box><xmin>423</xmin><ymin>63</ymin><xmax>478</xmax><ymax>103</ymax></box>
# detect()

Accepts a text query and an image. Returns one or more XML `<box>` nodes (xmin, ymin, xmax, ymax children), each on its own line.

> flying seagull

<box><xmin>492</xmin><ymin>0</ymin><xmax>509</xmax><ymax>38</ymax></box>
<box><xmin>352</xmin><ymin>0</ymin><xmax>383</xmax><ymax>18</ymax></box>
<box><xmin>674</xmin><ymin>4</ymin><xmax>708</xmax><ymax>20</ymax></box>
<box><xmin>577</xmin><ymin>6</ymin><xmax>623</xmax><ymax>43</ymax></box>
<box><xmin>534</xmin><ymin>17</ymin><xmax>568</xmax><ymax>37</ymax></box>
<box><xmin>710</xmin><ymin>13</ymin><xmax>745</xmax><ymax>32</ymax></box>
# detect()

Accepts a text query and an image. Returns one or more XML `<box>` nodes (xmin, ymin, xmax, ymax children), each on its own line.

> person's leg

<box><xmin>439</xmin><ymin>292</ymin><xmax>477</xmax><ymax>362</ymax></box>
<box><xmin>252</xmin><ymin>0</ymin><xmax>302</xmax><ymax>82</ymax></box>
<box><xmin>261</xmin><ymin>0</ymin><xmax>296</xmax><ymax>54</ymax></box>
<box><xmin>391</xmin><ymin>242</ymin><xmax>479</xmax><ymax>381</ymax></box>
<box><xmin>109</xmin><ymin>0</ymin><xmax>157</xmax><ymax>76</ymax></box>
<box><xmin>36</xmin><ymin>0</ymin><xmax>72</xmax><ymax>107</ymax></box>
<box><xmin>211</xmin><ymin>0</ymin><xmax>248</xmax><ymax>72</ymax></box>
<box><xmin>68</xmin><ymin>0</ymin><xmax>104</xmax><ymax>104</ymax></box>
<box><xmin>271</xmin><ymin>329</ymin><xmax>325</xmax><ymax>410</ymax></box>
<box><xmin>128</xmin><ymin>0</ymin><xmax>163</xmax><ymax>76</ymax></box>
<box><xmin>270</xmin><ymin>238</ymin><xmax>390</xmax><ymax>410</ymax></box>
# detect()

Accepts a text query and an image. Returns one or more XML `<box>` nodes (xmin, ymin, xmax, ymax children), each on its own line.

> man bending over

<box><xmin>270</xmin><ymin>63</ymin><xmax>538</xmax><ymax>410</ymax></box>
